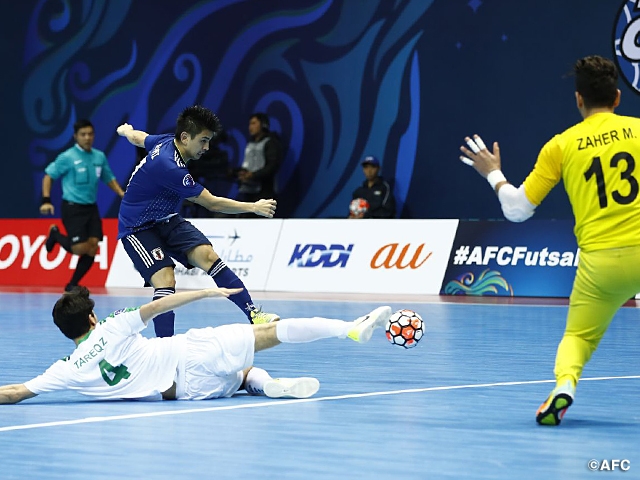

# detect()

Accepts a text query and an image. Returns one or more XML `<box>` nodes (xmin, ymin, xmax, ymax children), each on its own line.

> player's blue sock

<box><xmin>208</xmin><ymin>259</ymin><xmax>253</xmax><ymax>320</ymax></box>
<box><xmin>153</xmin><ymin>287</ymin><xmax>175</xmax><ymax>337</ymax></box>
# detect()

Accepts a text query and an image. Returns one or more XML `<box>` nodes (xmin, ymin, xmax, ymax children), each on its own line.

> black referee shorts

<box><xmin>61</xmin><ymin>200</ymin><xmax>103</xmax><ymax>245</ymax></box>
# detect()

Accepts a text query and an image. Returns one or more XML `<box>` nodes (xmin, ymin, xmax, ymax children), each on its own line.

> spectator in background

<box><xmin>234</xmin><ymin>113</ymin><xmax>283</xmax><ymax>213</ymax></box>
<box><xmin>40</xmin><ymin>119</ymin><xmax>125</xmax><ymax>292</ymax></box>
<box><xmin>350</xmin><ymin>155</ymin><xmax>396</xmax><ymax>219</ymax></box>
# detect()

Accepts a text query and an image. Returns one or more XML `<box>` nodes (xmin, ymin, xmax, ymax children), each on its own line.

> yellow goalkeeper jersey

<box><xmin>523</xmin><ymin>112</ymin><xmax>640</xmax><ymax>251</ymax></box>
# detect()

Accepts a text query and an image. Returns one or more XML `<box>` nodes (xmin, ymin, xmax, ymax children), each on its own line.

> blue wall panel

<box><xmin>2</xmin><ymin>0</ymin><xmax>638</xmax><ymax>220</ymax></box>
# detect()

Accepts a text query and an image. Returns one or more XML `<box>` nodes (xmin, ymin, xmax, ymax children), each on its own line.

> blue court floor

<box><xmin>0</xmin><ymin>290</ymin><xmax>638</xmax><ymax>479</ymax></box>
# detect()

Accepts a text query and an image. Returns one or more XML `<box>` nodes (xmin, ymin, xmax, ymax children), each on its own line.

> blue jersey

<box><xmin>45</xmin><ymin>144</ymin><xmax>116</xmax><ymax>204</ymax></box>
<box><xmin>118</xmin><ymin>134</ymin><xmax>204</xmax><ymax>238</ymax></box>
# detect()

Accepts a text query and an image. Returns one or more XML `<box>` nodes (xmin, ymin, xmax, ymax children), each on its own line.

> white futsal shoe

<box><xmin>263</xmin><ymin>377</ymin><xmax>320</xmax><ymax>399</ymax></box>
<box><xmin>347</xmin><ymin>306</ymin><xmax>392</xmax><ymax>343</ymax></box>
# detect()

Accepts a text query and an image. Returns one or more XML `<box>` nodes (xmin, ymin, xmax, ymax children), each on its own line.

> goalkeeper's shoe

<box><xmin>250</xmin><ymin>308</ymin><xmax>280</xmax><ymax>324</ymax></box>
<box><xmin>263</xmin><ymin>377</ymin><xmax>320</xmax><ymax>399</ymax></box>
<box><xmin>347</xmin><ymin>306</ymin><xmax>392</xmax><ymax>343</ymax></box>
<box><xmin>536</xmin><ymin>380</ymin><xmax>575</xmax><ymax>426</ymax></box>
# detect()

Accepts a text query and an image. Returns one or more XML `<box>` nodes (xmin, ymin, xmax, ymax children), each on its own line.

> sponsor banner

<box><xmin>266</xmin><ymin>219</ymin><xmax>458</xmax><ymax>294</ymax></box>
<box><xmin>106</xmin><ymin>218</ymin><xmax>283</xmax><ymax>290</ymax></box>
<box><xmin>0</xmin><ymin>219</ymin><xmax>118</xmax><ymax>287</ymax></box>
<box><xmin>440</xmin><ymin>220</ymin><xmax>578</xmax><ymax>297</ymax></box>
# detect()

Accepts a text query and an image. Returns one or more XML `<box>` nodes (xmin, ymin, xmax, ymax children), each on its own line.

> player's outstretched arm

<box><xmin>139</xmin><ymin>287</ymin><xmax>243</xmax><ymax>325</ymax></box>
<box><xmin>116</xmin><ymin>123</ymin><xmax>149</xmax><ymax>148</ymax></box>
<box><xmin>459</xmin><ymin>134</ymin><xmax>536</xmax><ymax>222</ymax></box>
<box><xmin>188</xmin><ymin>189</ymin><xmax>277</xmax><ymax>218</ymax></box>
<box><xmin>0</xmin><ymin>384</ymin><xmax>37</xmax><ymax>405</ymax></box>
<box><xmin>459</xmin><ymin>135</ymin><xmax>508</xmax><ymax>193</ymax></box>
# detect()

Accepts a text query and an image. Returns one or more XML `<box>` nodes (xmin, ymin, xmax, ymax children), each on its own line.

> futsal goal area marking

<box><xmin>1</xmin><ymin>375</ymin><xmax>638</xmax><ymax>433</ymax></box>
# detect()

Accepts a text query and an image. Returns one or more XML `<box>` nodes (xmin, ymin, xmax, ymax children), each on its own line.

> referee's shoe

<box><xmin>45</xmin><ymin>225</ymin><xmax>59</xmax><ymax>253</ymax></box>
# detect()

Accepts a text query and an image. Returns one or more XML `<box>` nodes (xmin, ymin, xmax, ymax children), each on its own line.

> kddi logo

<box><xmin>614</xmin><ymin>1</ymin><xmax>640</xmax><ymax>93</ymax></box>
<box><xmin>371</xmin><ymin>243</ymin><xmax>432</xmax><ymax>269</ymax></box>
<box><xmin>288</xmin><ymin>244</ymin><xmax>353</xmax><ymax>268</ymax></box>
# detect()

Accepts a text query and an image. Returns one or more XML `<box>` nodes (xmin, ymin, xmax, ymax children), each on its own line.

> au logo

<box><xmin>614</xmin><ymin>0</ymin><xmax>640</xmax><ymax>94</ymax></box>
<box><xmin>370</xmin><ymin>243</ymin><xmax>432</xmax><ymax>270</ymax></box>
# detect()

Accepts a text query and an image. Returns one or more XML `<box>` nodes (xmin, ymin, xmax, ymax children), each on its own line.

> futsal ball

<box><xmin>349</xmin><ymin>197</ymin><xmax>369</xmax><ymax>215</ymax></box>
<box><xmin>385</xmin><ymin>309</ymin><xmax>424</xmax><ymax>349</ymax></box>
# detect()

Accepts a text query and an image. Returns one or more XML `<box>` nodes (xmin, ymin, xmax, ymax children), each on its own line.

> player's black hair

<box><xmin>250</xmin><ymin>112</ymin><xmax>270</xmax><ymax>132</ymax></box>
<box><xmin>73</xmin><ymin>119</ymin><xmax>94</xmax><ymax>134</ymax></box>
<box><xmin>175</xmin><ymin>105</ymin><xmax>223</xmax><ymax>140</ymax></box>
<box><xmin>52</xmin><ymin>286</ymin><xmax>96</xmax><ymax>340</ymax></box>
<box><xmin>574</xmin><ymin>55</ymin><xmax>618</xmax><ymax>109</ymax></box>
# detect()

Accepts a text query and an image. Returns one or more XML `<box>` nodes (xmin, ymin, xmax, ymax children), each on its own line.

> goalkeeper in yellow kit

<box><xmin>459</xmin><ymin>55</ymin><xmax>640</xmax><ymax>426</ymax></box>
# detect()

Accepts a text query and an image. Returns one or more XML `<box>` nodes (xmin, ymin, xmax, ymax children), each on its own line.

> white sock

<box><xmin>244</xmin><ymin>367</ymin><xmax>272</xmax><ymax>395</ymax></box>
<box><xmin>275</xmin><ymin>317</ymin><xmax>351</xmax><ymax>343</ymax></box>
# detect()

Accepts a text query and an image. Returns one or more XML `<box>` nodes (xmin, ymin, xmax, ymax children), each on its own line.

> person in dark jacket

<box><xmin>350</xmin><ymin>155</ymin><xmax>396</xmax><ymax>218</ymax></box>
<box><xmin>236</xmin><ymin>113</ymin><xmax>283</xmax><ymax>205</ymax></box>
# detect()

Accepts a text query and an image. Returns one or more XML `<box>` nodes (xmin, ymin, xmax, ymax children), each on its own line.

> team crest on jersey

<box><xmin>614</xmin><ymin>1</ymin><xmax>640</xmax><ymax>94</ymax></box>
<box><xmin>183</xmin><ymin>174</ymin><xmax>195</xmax><ymax>187</ymax></box>
<box><xmin>151</xmin><ymin>247</ymin><xmax>165</xmax><ymax>260</ymax></box>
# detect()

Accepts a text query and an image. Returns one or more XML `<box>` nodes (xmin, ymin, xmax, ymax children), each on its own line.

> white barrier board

<box><xmin>106</xmin><ymin>218</ymin><xmax>283</xmax><ymax>290</ymax></box>
<box><xmin>265</xmin><ymin>219</ymin><xmax>458</xmax><ymax>294</ymax></box>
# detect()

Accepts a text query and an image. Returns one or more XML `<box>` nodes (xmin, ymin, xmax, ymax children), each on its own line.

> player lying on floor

<box><xmin>0</xmin><ymin>287</ymin><xmax>391</xmax><ymax>404</ymax></box>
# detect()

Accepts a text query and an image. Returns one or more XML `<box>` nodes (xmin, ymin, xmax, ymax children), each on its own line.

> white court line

<box><xmin>1</xmin><ymin>375</ymin><xmax>638</xmax><ymax>433</ymax></box>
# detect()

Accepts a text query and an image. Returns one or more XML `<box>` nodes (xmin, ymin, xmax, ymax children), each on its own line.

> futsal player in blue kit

<box><xmin>116</xmin><ymin>105</ymin><xmax>279</xmax><ymax>337</ymax></box>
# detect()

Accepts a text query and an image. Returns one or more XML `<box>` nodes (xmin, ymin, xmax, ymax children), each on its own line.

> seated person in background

<box><xmin>234</xmin><ymin>113</ymin><xmax>283</xmax><ymax>211</ymax></box>
<box><xmin>350</xmin><ymin>155</ymin><xmax>396</xmax><ymax>218</ymax></box>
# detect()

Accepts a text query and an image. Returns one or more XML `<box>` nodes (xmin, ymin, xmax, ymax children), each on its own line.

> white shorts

<box><xmin>176</xmin><ymin>324</ymin><xmax>255</xmax><ymax>400</ymax></box>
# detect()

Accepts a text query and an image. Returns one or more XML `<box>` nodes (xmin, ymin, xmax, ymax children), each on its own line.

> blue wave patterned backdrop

<box><xmin>21</xmin><ymin>0</ymin><xmax>430</xmax><ymax>219</ymax></box>
<box><xmin>7</xmin><ymin>0</ymin><xmax>640</xmax><ymax>219</ymax></box>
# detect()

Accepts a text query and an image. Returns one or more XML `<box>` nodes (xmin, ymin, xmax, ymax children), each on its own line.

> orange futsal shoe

<box><xmin>536</xmin><ymin>380</ymin><xmax>575</xmax><ymax>426</ymax></box>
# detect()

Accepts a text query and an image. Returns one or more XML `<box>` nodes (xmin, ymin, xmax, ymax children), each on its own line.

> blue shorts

<box><xmin>121</xmin><ymin>215</ymin><xmax>210</xmax><ymax>282</ymax></box>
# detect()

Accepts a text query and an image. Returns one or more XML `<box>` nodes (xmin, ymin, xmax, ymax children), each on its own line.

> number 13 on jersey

<box><xmin>584</xmin><ymin>151</ymin><xmax>639</xmax><ymax>208</ymax></box>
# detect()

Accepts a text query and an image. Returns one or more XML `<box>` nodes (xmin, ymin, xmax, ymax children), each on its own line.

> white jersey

<box><xmin>24</xmin><ymin>308</ymin><xmax>186</xmax><ymax>400</ymax></box>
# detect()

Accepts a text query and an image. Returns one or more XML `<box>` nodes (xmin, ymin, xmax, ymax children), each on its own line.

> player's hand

<box><xmin>116</xmin><ymin>123</ymin><xmax>133</xmax><ymax>136</ymax></box>
<box><xmin>253</xmin><ymin>198</ymin><xmax>277</xmax><ymax>218</ymax></box>
<box><xmin>39</xmin><ymin>203</ymin><xmax>54</xmax><ymax>215</ymax></box>
<box><xmin>206</xmin><ymin>287</ymin><xmax>243</xmax><ymax>298</ymax></box>
<box><xmin>459</xmin><ymin>135</ymin><xmax>502</xmax><ymax>178</ymax></box>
